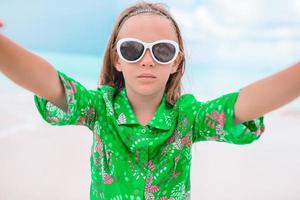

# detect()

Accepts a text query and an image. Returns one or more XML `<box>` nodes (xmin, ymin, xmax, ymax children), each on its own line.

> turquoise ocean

<box><xmin>1</xmin><ymin>50</ymin><xmax>299</xmax><ymax>138</ymax></box>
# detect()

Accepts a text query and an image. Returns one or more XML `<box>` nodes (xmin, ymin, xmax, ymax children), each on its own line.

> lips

<box><xmin>137</xmin><ymin>73</ymin><xmax>156</xmax><ymax>78</ymax></box>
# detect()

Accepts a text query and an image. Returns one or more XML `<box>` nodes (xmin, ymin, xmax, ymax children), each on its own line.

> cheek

<box><xmin>119</xmin><ymin>65</ymin><xmax>135</xmax><ymax>80</ymax></box>
<box><xmin>157</xmin><ymin>68</ymin><xmax>173</xmax><ymax>85</ymax></box>
<box><xmin>162</xmin><ymin>65</ymin><xmax>175</xmax><ymax>77</ymax></box>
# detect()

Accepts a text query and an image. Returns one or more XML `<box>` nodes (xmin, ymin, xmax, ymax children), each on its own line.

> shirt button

<box><xmin>141</xmin><ymin>128</ymin><xmax>146</xmax><ymax>133</ymax></box>
<box><xmin>134</xmin><ymin>189</ymin><xmax>139</xmax><ymax>195</ymax></box>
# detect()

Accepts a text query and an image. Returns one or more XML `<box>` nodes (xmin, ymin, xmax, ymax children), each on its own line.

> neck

<box><xmin>125</xmin><ymin>88</ymin><xmax>164</xmax><ymax>125</ymax></box>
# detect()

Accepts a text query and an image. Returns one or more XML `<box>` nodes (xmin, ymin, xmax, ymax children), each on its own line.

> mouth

<box><xmin>137</xmin><ymin>73</ymin><xmax>157</xmax><ymax>79</ymax></box>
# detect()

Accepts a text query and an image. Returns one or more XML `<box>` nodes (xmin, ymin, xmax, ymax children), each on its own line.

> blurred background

<box><xmin>1</xmin><ymin>0</ymin><xmax>300</xmax><ymax>199</ymax></box>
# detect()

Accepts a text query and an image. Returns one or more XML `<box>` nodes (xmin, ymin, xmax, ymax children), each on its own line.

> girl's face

<box><xmin>114</xmin><ymin>14</ymin><xmax>181</xmax><ymax>97</ymax></box>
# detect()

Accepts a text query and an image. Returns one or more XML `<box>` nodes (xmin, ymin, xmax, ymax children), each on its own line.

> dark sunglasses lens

<box><xmin>153</xmin><ymin>43</ymin><xmax>176</xmax><ymax>62</ymax></box>
<box><xmin>120</xmin><ymin>41</ymin><xmax>144</xmax><ymax>61</ymax></box>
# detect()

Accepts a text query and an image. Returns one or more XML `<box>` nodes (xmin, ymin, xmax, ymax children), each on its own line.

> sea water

<box><xmin>0</xmin><ymin>50</ymin><xmax>299</xmax><ymax>137</ymax></box>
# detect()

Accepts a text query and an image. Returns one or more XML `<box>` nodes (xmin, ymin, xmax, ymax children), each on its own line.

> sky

<box><xmin>1</xmin><ymin>0</ymin><xmax>300</xmax><ymax>70</ymax></box>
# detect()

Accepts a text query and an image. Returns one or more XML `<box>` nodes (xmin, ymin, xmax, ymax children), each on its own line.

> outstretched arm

<box><xmin>0</xmin><ymin>23</ymin><xmax>68</xmax><ymax>112</ymax></box>
<box><xmin>234</xmin><ymin>62</ymin><xmax>300</xmax><ymax>124</ymax></box>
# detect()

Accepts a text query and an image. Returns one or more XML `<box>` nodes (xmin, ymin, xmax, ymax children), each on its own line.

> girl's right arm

<box><xmin>0</xmin><ymin>33</ymin><xmax>68</xmax><ymax>112</ymax></box>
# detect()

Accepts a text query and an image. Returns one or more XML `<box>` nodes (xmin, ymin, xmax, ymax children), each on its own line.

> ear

<box><xmin>113</xmin><ymin>51</ymin><xmax>122</xmax><ymax>72</ymax></box>
<box><xmin>170</xmin><ymin>55</ymin><xmax>182</xmax><ymax>74</ymax></box>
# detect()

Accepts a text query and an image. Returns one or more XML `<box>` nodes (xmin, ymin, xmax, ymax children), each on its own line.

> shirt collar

<box><xmin>114</xmin><ymin>88</ymin><xmax>174</xmax><ymax>130</ymax></box>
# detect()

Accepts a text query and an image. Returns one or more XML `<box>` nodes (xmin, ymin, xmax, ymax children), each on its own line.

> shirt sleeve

<box><xmin>34</xmin><ymin>70</ymin><xmax>98</xmax><ymax>130</ymax></box>
<box><xmin>192</xmin><ymin>90</ymin><xmax>265</xmax><ymax>144</ymax></box>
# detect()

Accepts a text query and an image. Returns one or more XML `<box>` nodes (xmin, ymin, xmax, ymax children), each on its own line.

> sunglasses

<box><xmin>116</xmin><ymin>37</ymin><xmax>180</xmax><ymax>65</ymax></box>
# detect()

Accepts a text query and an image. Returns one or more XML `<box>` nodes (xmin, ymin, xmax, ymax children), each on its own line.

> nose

<box><xmin>140</xmin><ymin>49</ymin><xmax>155</xmax><ymax>67</ymax></box>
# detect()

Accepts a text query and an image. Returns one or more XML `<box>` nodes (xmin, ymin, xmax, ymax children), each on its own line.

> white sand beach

<box><xmin>1</xmin><ymin>80</ymin><xmax>300</xmax><ymax>200</ymax></box>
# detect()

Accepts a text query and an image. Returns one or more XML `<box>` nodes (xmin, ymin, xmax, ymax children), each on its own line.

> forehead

<box><xmin>117</xmin><ymin>14</ymin><xmax>178</xmax><ymax>42</ymax></box>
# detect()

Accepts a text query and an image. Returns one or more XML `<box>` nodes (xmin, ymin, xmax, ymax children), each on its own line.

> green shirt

<box><xmin>34</xmin><ymin>70</ymin><xmax>265</xmax><ymax>200</ymax></box>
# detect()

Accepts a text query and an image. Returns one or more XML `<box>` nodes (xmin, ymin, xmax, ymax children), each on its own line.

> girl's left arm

<box><xmin>234</xmin><ymin>62</ymin><xmax>300</xmax><ymax>124</ymax></box>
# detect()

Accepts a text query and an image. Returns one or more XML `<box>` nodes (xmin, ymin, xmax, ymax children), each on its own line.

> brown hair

<box><xmin>99</xmin><ymin>1</ymin><xmax>186</xmax><ymax>106</ymax></box>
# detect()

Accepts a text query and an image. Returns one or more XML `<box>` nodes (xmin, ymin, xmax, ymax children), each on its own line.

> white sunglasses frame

<box><xmin>116</xmin><ymin>37</ymin><xmax>180</xmax><ymax>65</ymax></box>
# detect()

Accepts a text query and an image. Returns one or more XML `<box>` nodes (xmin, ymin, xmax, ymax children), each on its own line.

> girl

<box><xmin>0</xmin><ymin>1</ymin><xmax>299</xmax><ymax>200</ymax></box>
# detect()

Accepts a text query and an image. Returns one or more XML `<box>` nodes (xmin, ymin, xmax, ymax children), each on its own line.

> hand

<box><xmin>0</xmin><ymin>20</ymin><xmax>4</xmax><ymax>28</ymax></box>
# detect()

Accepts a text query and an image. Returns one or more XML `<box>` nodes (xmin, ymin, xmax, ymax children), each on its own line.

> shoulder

<box><xmin>175</xmin><ymin>93</ymin><xmax>200</xmax><ymax>106</ymax></box>
<box><xmin>97</xmin><ymin>85</ymin><xmax>117</xmax><ymax>95</ymax></box>
<box><xmin>174</xmin><ymin>93</ymin><xmax>203</xmax><ymax>114</ymax></box>
<box><xmin>96</xmin><ymin>85</ymin><xmax>119</xmax><ymax>103</ymax></box>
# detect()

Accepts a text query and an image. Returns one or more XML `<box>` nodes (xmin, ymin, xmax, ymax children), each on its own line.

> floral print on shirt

<box><xmin>34</xmin><ymin>70</ymin><xmax>265</xmax><ymax>200</ymax></box>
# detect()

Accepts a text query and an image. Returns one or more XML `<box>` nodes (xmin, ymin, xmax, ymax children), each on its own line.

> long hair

<box><xmin>99</xmin><ymin>1</ymin><xmax>186</xmax><ymax>106</ymax></box>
